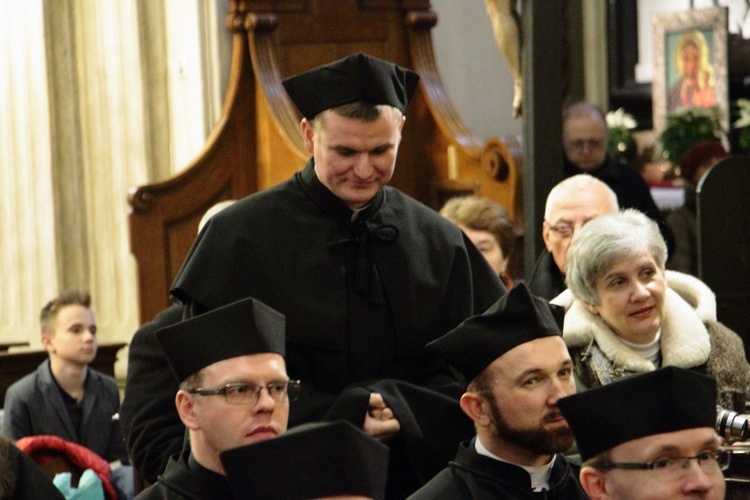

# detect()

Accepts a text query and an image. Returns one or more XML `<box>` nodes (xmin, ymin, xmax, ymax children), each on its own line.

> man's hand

<box><xmin>363</xmin><ymin>392</ymin><xmax>400</xmax><ymax>442</ymax></box>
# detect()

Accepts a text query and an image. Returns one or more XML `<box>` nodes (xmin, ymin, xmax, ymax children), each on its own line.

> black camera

<box><xmin>716</xmin><ymin>406</ymin><xmax>750</xmax><ymax>442</ymax></box>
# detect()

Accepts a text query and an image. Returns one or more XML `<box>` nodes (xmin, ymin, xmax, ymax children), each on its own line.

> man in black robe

<box><xmin>164</xmin><ymin>53</ymin><xmax>504</xmax><ymax>497</ymax></box>
<box><xmin>409</xmin><ymin>284</ymin><xmax>588</xmax><ymax>499</ymax></box>
<box><xmin>137</xmin><ymin>297</ymin><xmax>292</xmax><ymax>500</ymax></box>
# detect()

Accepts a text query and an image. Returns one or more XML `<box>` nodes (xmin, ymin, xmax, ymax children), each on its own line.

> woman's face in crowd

<box><xmin>586</xmin><ymin>252</ymin><xmax>667</xmax><ymax>344</ymax></box>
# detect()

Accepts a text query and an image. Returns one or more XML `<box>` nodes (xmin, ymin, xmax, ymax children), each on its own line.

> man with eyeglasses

<box><xmin>562</xmin><ymin>101</ymin><xmax>674</xmax><ymax>254</ymax></box>
<box><xmin>527</xmin><ymin>174</ymin><xmax>619</xmax><ymax>300</ymax></box>
<box><xmin>136</xmin><ymin>297</ymin><xmax>294</xmax><ymax>499</ymax></box>
<box><xmin>558</xmin><ymin>366</ymin><xmax>727</xmax><ymax>499</ymax></box>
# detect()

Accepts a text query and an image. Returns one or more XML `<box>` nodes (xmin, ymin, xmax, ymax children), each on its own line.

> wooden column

<box><xmin>522</xmin><ymin>0</ymin><xmax>564</xmax><ymax>277</ymax></box>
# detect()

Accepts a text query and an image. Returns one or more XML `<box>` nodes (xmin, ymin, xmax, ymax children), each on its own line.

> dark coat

<box><xmin>408</xmin><ymin>439</ymin><xmax>587</xmax><ymax>500</ymax></box>
<box><xmin>3</xmin><ymin>360</ymin><xmax>126</xmax><ymax>463</ymax></box>
<box><xmin>0</xmin><ymin>437</ymin><xmax>65</xmax><ymax>500</ymax></box>
<box><xmin>119</xmin><ymin>304</ymin><xmax>185</xmax><ymax>484</ymax></box>
<box><xmin>169</xmin><ymin>160</ymin><xmax>505</xmax><ymax>496</ymax></box>
<box><xmin>526</xmin><ymin>251</ymin><xmax>566</xmax><ymax>301</ymax></box>
<box><xmin>135</xmin><ymin>452</ymin><xmax>232</xmax><ymax>500</ymax></box>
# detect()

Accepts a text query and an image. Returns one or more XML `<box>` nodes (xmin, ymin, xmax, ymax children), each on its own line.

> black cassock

<box><xmin>166</xmin><ymin>160</ymin><xmax>504</xmax><ymax>496</ymax></box>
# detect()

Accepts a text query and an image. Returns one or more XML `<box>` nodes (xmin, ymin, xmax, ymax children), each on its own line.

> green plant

<box><xmin>733</xmin><ymin>98</ymin><xmax>750</xmax><ymax>153</ymax></box>
<box><xmin>659</xmin><ymin>106</ymin><xmax>723</xmax><ymax>165</ymax></box>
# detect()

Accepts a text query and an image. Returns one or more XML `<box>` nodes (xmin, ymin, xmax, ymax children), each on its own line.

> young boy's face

<box><xmin>42</xmin><ymin>304</ymin><xmax>98</xmax><ymax>366</ymax></box>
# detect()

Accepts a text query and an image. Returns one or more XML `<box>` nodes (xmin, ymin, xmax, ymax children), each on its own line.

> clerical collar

<box><xmin>299</xmin><ymin>159</ymin><xmax>385</xmax><ymax>222</ymax></box>
<box><xmin>618</xmin><ymin>329</ymin><xmax>662</xmax><ymax>366</ymax></box>
<box><xmin>475</xmin><ymin>437</ymin><xmax>555</xmax><ymax>492</ymax></box>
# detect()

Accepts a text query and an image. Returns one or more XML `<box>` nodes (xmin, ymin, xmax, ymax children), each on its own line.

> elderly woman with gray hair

<box><xmin>552</xmin><ymin>209</ymin><xmax>750</xmax><ymax>412</ymax></box>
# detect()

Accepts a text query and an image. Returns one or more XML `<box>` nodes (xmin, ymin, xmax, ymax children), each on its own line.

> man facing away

<box><xmin>558</xmin><ymin>366</ymin><xmax>727</xmax><ymax>499</ymax></box>
<box><xmin>161</xmin><ymin>52</ymin><xmax>504</xmax><ymax>497</ymax></box>
<box><xmin>409</xmin><ymin>284</ymin><xmax>588</xmax><ymax>499</ymax></box>
<box><xmin>3</xmin><ymin>291</ymin><xmax>132</xmax><ymax>498</ymax></box>
<box><xmin>527</xmin><ymin>174</ymin><xmax>619</xmax><ymax>300</ymax></box>
<box><xmin>136</xmin><ymin>296</ymin><xmax>294</xmax><ymax>499</ymax></box>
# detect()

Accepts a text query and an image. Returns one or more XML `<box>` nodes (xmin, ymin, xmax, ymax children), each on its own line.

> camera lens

<box><xmin>716</xmin><ymin>406</ymin><xmax>750</xmax><ymax>441</ymax></box>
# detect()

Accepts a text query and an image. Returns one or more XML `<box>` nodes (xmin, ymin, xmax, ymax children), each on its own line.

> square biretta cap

<box><xmin>281</xmin><ymin>52</ymin><xmax>420</xmax><ymax>119</ymax></box>
<box><xmin>427</xmin><ymin>283</ymin><xmax>565</xmax><ymax>384</ymax></box>
<box><xmin>220</xmin><ymin>420</ymin><xmax>389</xmax><ymax>500</ymax></box>
<box><xmin>156</xmin><ymin>297</ymin><xmax>285</xmax><ymax>383</ymax></box>
<box><xmin>557</xmin><ymin>367</ymin><xmax>718</xmax><ymax>461</ymax></box>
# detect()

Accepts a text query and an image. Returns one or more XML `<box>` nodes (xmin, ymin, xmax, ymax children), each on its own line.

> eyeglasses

<box><xmin>565</xmin><ymin>138</ymin><xmax>605</xmax><ymax>151</ymax></box>
<box><xmin>188</xmin><ymin>380</ymin><xmax>301</xmax><ymax>405</ymax></box>
<box><xmin>597</xmin><ymin>450</ymin><xmax>730</xmax><ymax>478</ymax></box>
<box><xmin>545</xmin><ymin>221</ymin><xmax>577</xmax><ymax>238</ymax></box>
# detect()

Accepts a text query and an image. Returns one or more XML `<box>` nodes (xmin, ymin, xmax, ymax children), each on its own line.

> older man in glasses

<box><xmin>558</xmin><ymin>367</ymin><xmax>727</xmax><ymax>499</ymax></box>
<box><xmin>527</xmin><ymin>174</ymin><xmax>619</xmax><ymax>300</ymax></box>
<box><xmin>136</xmin><ymin>297</ymin><xmax>294</xmax><ymax>499</ymax></box>
<box><xmin>561</xmin><ymin>101</ymin><xmax>673</xmax><ymax>252</ymax></box>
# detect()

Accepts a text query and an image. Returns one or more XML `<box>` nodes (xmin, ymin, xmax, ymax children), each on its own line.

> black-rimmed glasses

<box><xmin>596</xmin><ymin>450</ymin><xmax>730</xmax><ymax>478</ymax></box>
<box><xmin>188</xmin><ymin>380</ymin><xmax>301</xmax><ymax>405</ymax></box>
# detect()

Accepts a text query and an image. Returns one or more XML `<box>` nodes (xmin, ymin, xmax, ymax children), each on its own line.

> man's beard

<box><xmin>488</xmin><ymin>396</ymin><xmax>575</xmax><ymax>456</ymax></box>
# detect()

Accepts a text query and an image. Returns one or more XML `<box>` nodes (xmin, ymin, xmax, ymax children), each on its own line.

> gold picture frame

<box><xmin>652</xmin><ymin>7</ymin><xmax>729</xmax><ymax>137</ymax></box>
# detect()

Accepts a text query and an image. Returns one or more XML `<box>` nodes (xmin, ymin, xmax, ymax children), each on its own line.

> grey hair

<box><xmin>544</xmin><ymin>174</ymin><xmax>619</xmax><ymax>221</ymax></box>
<box><xmin>565</xmin><ymin>209</ymin><xmax>668</xmax><ymax>305</ymax></box>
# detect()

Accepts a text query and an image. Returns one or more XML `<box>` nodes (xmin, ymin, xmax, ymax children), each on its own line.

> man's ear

<box><xmin>459</xmin><ymin>392</ymin><xmax>491</xmax><ymax>428</ymax></box>
<box><xmin>176</xmin><ymin>390</ymin><xmax>200</xmax><ymax>431</ymax></box>
<box><xmin>301</xmin><ymin>118</ymin><xmax>315</xmax><ymax>154</ymax></box>
<box><xmin>579</xmin><ymin>466</ymin><xmax>611</xmax><ymax>499</ymax></box>
<box><xmin>41</xmin><ymin>334</ymin><xmax>53</xmax><ymax>353</ymax></box>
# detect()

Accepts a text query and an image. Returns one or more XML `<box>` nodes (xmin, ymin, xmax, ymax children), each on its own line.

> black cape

<box><xmin>170</xmin><ymin>160</ymin><xmax>505</xmax><ymax>496</ymax></box>
<box><xmin>120</xmin><ymin>303</ymin><xmax>185</xmax><ymax>485</ymax></box>
<box><xmin>408</xmin><ymin>439</ymin><xmax>588</xmax><ymax>500</ymax></box>
<box><xmin>526</xmin><ymin>251</ymin><xmax>567</xmax><ymax>301</ymax></box>
<box><xmin>135</xmin><ymin>452</ymin><xmax>232</xmax><ymax>500</ymax></box>
<box><xmin>0</xmin><ymin>438</ymin><xmax>65</xmax><ymax>500</ymax></box>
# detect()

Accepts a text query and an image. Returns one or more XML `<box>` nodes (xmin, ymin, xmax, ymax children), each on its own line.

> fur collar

<box><xmin>551</xmin><ymin>271</ymin><xmax>715</xmax><ymax>372</ymax></box>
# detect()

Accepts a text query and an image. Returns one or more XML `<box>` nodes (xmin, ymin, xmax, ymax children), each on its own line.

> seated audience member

<box><xmin>558</xmin><ymin>367</ymin><xmax>727</xmax><ymax>499</ymax></box>
<box><xmin>666</xmin><ymin>140</ymin><xmax>728</xmax><ymax>276</ymax></box>
<box><xmin>220</xmin><ymin>420</ymin><xmax>388</xmax><ymax>500</ymax></box>
<box><xmin>440</xmin><ymin>195</ymin><xmax>516</xmax><ymax>288</ymax></box>
<box><xmin>136</xmin><ymin>296</ymin><xmax>294</xmax><ymax>499</ymax></box>
<box><xmin>553</xmin><ymin>209</ymin><xmax>750</xmax><ymax>411</ymax></box>
<box><xmin>120</xmin><ymin>200</ymin><xmax>236</xmax><ymax>486</ymax></box>
<box><xmin>0</xmin><ymin>435</ymin><xmax>66</xmax><ymax>500</ymax></box>
<box><xmin>409</xmin><ymin>284</ymin><xmax>588</xmax><ymax>499</ymax></box>
<box><xmin>527</xmin><ymin>174</ymin><xmax>619</xmax><ymax>300</ymax></box>
<box><xmin>2</xmin><ymin>291</ymin><xmax>133</xmax><ymax>499</ymax></box>
<box><xmin>562</xmin><ymin>101</ymin><xmax>674</xmax><ymax>253</ymax></box>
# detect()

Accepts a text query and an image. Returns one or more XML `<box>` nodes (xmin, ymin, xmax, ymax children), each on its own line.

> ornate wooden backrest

<box><xmin>128</xmin><ymin>0</ymin><xmax>521</xmax><ymax>324</ymax></box>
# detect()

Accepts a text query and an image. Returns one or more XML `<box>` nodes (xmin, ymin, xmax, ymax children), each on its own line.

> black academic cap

<box><xmin>427</xmin><ymin>283</ymin><xmax>564</xmax><ymax>384</ymax></box>
<box><xmin>557</xmin><ymin>367</ymin><xmax>718</xmax><ymax>461</ymax></box>
<box><xmin>281</xmin><ymin>52</ymin><xmax>420</xmax><ymax>119</ymax></box>
<box><xmin>220</xmin><ymin>420</ymin><xmax>389</xmax><ymax>500</ymax></box>
<box><xmin>156</xmin><ymin>297</ymin><xmax>285</xmax><ymax>383</ymax></box>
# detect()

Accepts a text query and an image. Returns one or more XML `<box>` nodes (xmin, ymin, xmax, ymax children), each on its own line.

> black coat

<box><xmin>135</xmin><ymin>452</ymin><xmax>232</xmax><ymax>500</ymax></box>
<box><xmin>169</xmin><ymin>160</ymin><xmax>506</xmax><ymax>496</ymax></box>
<box><xmin>527</xmin><ymin>251</ymin><xmax>567</xmax><ymax>301</ymax></box>
<box><xmin>408</xmin><ymin>439</ymin><xmax>588</xmax><ymax>500</ymax></box>
<box><xmin>120</xmin><ymin>304</ymin><xmax>185</xmax><ymax>485</ymax></box>
<box><xmin>0</xmin><ymin>438</ymin><xmax>65</xmax><ymax>500</ymax></box>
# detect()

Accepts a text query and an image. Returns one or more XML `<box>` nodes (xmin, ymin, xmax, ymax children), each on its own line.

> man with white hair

<box><xmin>527</xmin><ymin>174</ymin><xmax>618</xmax><ymax>300</ymax></box>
